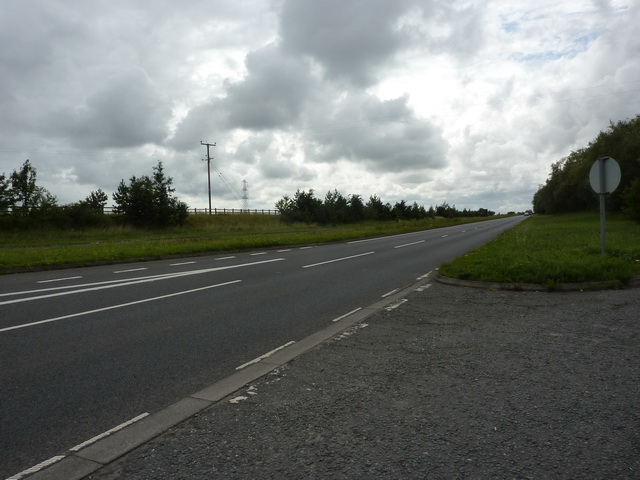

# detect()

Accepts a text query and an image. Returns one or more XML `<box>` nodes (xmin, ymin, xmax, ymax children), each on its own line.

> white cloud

<box><xmin>0</xmin><ymin>0</ymin><xmax>637</xmax><ymax>214</ymax></box>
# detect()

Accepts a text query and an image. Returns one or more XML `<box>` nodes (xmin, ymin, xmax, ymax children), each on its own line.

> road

<box><xmin>0</xmin><ymin>216</ymin><xmax>524</xmax><ymax>479</ymax></box>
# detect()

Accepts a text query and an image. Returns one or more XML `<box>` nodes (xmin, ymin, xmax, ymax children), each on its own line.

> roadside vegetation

<box><xmin>0</xmin><ymin>214</ymin><xmax>498</xmax><ymax>272</ymax></box>
<box><xmin>440</xmin><ymin>213</ymin><xmax>640</xmax><ymax>288</ymax></box>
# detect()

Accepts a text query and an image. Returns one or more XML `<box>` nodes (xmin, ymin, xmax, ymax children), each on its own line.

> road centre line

<box><xmin>215</xmin><ymin>256</ymin><xmax>236</xmax><ymax>260</ymax></box>
<box><xmin>170</xmin><ymin>261</ymin><xmax>196</xmax><ymax>266</ymax></box>
<box><xmin>332</xmin><ymin>307</ymin><xmax>362</xmax><ymax>322</ymax></box>
<box><xmin>250</xmin><ymin>252</ymin><xmax>267</xmax><ymax>256</ymax></box>
<box><xmin>302</xmin><ymin>251</ymin><xmax>375</xmax><ymax>269</ymax></box>
<box><xmin>236</xmin><ymin>341</ymin><xmax>296</xmax><ymax>370</ymax></box>
<box><xmin>36</xmin><ymin>276</ymin><xmax>83</xmax><ymax>284</ymax></box>
<box><xmin>394</xmin><ymin>240</ymin><xmax>425</xmax><ymax>249</ymax></box>
<box><xmin>0</xmin><ymin>258</ymin><xmax>285</xmax><ymax>305</ymax></box>
<box><xmin>0</xmin><ymin>280</ymin><xmax>242</xmax><ymax>333</ymax></box>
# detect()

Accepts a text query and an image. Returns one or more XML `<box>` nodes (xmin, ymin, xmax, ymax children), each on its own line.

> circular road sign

<box><xmin>589</xmin><ymin>157</ymin><xmax>621</xmax><ymax>194</ymax></box>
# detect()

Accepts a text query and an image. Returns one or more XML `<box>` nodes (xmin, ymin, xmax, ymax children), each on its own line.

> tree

<box><xmin>9</xmin><ymin>160</ymin><xmax>57</xmax><ymax>218</ymax></box>
<box><xmin>112</xmin><ymin>161</ymin><xmax>188</xmax><ymax>227</ymax></box>
<box><xmin>0</xmin><ymin>173</ymin><xmax>11</xmax><ymax>212</ymax></box>
<box><xmin>83</xmin><ymin>189</ymin><xmax>108</xmax><ymax>213</ymax></box>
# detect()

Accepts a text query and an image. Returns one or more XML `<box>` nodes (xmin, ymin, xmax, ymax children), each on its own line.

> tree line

<box><xmin>275</xmin><ymin>189</ymin><xmax>495</xmax><ymax>224</ymax></box>
<box><xmin>533</xmin><ymin>114</ymin><xmax>640</xmax><ymax>221</ymax></box>
<box><xmin>0</xmin><ymin>160</ymin><xmax>187</xmax><ymax>228</ymax></box>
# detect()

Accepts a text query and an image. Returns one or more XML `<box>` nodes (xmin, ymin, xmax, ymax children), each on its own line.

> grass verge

<box><xmin>439</xmin><ymin>213</ymin><xmax>640</xmax><ymax>288</ymax></box>
<box><xmin>0</xmin><ymin>214</ymin><xmax>494</xmax><ymax>272</ymax></box>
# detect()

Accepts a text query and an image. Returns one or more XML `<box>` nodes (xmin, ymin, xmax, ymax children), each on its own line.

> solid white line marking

<box><xmin>236</xmin><ymin>341</ymin><xmax>295</xmax><ymax>370</ymax></box>
<box><xmin>381</xmin><ymin>288</ymin><xmax>399</xmax><ymax>298</ymax></box>
<box><xmin>70</xmin><ymin>413</ymin><xmax>149</xmax><ymax>452</ymax></box>
<box><xmin>36</xmin><ymin>276</ymin><xmax>82</xmax><ymax>284</ymax></box>
<box><xmin>114</xmin><ymin>268</ymin><xmax>148</xmax><ymax>274</ymax></box>
<box><xmin>215</xmin><ymin>256</ymin><xmax>236</xmax><ymax>260</ymax></box>
<box><xmin>0</xmin><ymin>258</ymin><xmax>284</xmax><ymax>305</ymax></box>
<box><xmin>332</xmin><ymin>307</ymin><xmax>362</xmax><ymax>322</ymax></box>
<box><xmin>302</xmin><ymin>251</ymin><xmax>374</xmax><ymax>268</ymax></box>
<box><xmin>394</xmin><ymin>240</ymin><xmax>425</xmax><ymax>249</ymax></box>
<box><xmin>0</xmin><ymin>280</ymin><xmax>241</xmax><ymax>333</ymax></box>
<box><xmin>170</xmin><ymin>261</ymin><xmax>196</xmax><ymax>266</ymax></box>
<box><xmin>5</xmin><ymin>455</ymin><xmax>66</xmax><ymax>480</ymax></box>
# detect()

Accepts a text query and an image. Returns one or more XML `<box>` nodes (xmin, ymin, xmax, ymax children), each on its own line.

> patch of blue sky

<box><xmin>510</xmin><ymin>51</ymin><xmax>565</xmax><ymax>63</ymax></box>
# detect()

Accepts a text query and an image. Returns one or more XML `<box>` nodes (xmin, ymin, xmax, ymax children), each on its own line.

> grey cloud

<box><xmin>279</xmin><ymin>0</ymin><xmax>414</xmax><ymax>86</ymax></box>
<box><xmin>306</xmin><ymin>94</ymin><xmax>447</xmax><ymax>172</ymax></box>
<box><xmin>223</xmin><ymin>45</ymin><xmax>316</xmax><ymax>130</ymax></box>
<box><xmin>48</xmin><ymin>69</ymin><xmax>172</xmax><ymax>148</ymax></box>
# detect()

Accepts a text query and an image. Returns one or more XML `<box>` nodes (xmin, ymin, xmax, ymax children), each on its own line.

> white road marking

<box><xmin>70</xmin><ymin>412</ymin><xmax>149</xmax><ymax>452</ymax></box>
<box><xmin>250</xmin><ymin>252</ymin><xmax>267</xmax><ymax>256</ymax></box>
<box><xmin>235</xmin><ymin>341</ymin><xmax>296</xmax><ymax>370</ymax></box>
<box><xmin>394</xmin><ymin>240</ymin><xmax>425</xmax><ymax>249</ymax></box>
<box><xmin>381</xmin><ymin>288</ymin><xmax>399</xmax><ymax>298</ymax></box>
<box><xmin>277</xmin><ymin>249</ymin><xmax>292</xmax><ymax>252</ymax></box>
<box><xmin>415</xmin><ymin>284</ymin><xmax>433</xmax><ymax>292</ymax></box>
<box><xmin>5</xmin><ymin>455</ymin><xmax>66</xmax><ymax>480</ymax></box>
<box><xmin>113</xmin><ymin>268</ymin><xmax>148</xmax><ymax>274</ymax></box>
<box><xmin>36</xmin><ymin>276</ymin><xmax>82</xmax><ymax>284</ymax></box>
<box><xmin>417</xmin><ymin>271</ymin><xmax>433</xmax><ymax>280</ymax></box>
<box><xmin>0</xmin><ymin>258</ymin><xmax>285</xmax><ymax>305</ymax></box>
<box><xmin>332</xmin><ymin>307</ymin><xmax>362</xmax><ymax>322</ymax></box>
<box><xmin>215</xmin><ymin>256</ymin><xmax>236</xmax><ymax>260</ymax></box>
<box><xmin>385</xmin><ymin>299</ymin><xmax>408</xmax><ymax>311</ymax></box>
<box><xmin>302</xmin><ymin>251</ymin><xmax>374</xmax><ymax>268</ymax></box>
<box><xmin>299</xmin><ymin>246</ymin><xmax>313</xmax><ymax>250</ymax></box>
<box><xmin>170</xmin><ymin>261</ymin><xmax>196</xmax><ymax>266</ymax></box>
<box><xmin>441</xmin><ymin>234</ymin><xmax>449</xmax><ymax>238</ymax></box>
<box><xmin>0</xmin><ymin>280</ymin><xmax>241</xmax><ymax>333</ymax></box>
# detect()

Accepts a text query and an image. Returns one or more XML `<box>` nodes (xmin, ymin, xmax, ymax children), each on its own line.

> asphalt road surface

<box><xmin>1</xmin><ymin>216</ymin><xmax>524</xmax><ymax>479</ymax></box>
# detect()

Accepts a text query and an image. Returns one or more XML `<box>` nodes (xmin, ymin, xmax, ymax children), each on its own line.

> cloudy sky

<box><xmin>1</xmin><ymin>0</ymin><xmax>638</xmax><ymax>213</ymax></box>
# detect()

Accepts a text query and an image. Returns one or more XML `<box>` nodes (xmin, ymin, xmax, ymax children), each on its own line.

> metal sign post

<box><xmin>589</xmin><ymin>156</ymin><xmax>621</xmax><ymax>254</ymax></box>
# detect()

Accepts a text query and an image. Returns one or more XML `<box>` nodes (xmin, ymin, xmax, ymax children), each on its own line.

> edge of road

<box><xmin>434</xmin><ymin>272</ymin><xmax>640</xmax><ymax>291</ymax></box>
<box><xmin>24</xmin><ymin>273</ymin><xmax>436</xmax><ymax>480</ymax></box>
<box><xmin>21</xmin><ymin>270</ymin><xmax>640</xmax><ymax>480</ymax></box>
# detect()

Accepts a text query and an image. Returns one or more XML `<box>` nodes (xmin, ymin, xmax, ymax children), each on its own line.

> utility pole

<box><xmin>241</xmin><ymin>179</ymin><xmax>249</xmax><ymax>211</ymax></box>
<box><xmin>200</xmin><ymin>141</ymin><xmax>216</xmax><ymax>214</ymax></box>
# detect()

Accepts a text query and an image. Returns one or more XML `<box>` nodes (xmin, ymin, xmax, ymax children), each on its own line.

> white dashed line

<box><xmin>113</xmin><ymin>268</ymin><xmax>148</xmax><ymax>274</ymax></box>
<box><xmin>332</xmin><ymin>307</ymin><xmax>363</xmax><ymax>322</ymax></box>
<box><xmin>37</xmin><ymin>276</ymin><xmax>82</xmax><ymax>284</ymax></box>
<box><xmin>70</xmin><ymin>413</ymin><xmax>149</xmax><ymax>452</ymax></box>
<box><xmin>235</xmin><ymin>341</ymin><xmax>295</xmax><ymax>370</ymax></box>
<box><xmin>303</xmin><ymin>251</ymin><xmax>374</xmax><ymax>268</ymax></box>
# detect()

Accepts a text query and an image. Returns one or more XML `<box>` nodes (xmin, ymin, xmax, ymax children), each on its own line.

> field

<box><xmin>0</xmin><ymin>214</ymin><xmax>491</xmax><ymax>272</ymax></box>
<box><xmin>3</xmin><ymin>213</ymin><xmax>639</xmax><ymax>288</ymax></box>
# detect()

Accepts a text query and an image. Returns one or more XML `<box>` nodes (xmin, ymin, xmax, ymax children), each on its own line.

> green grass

<box><xmin>0</xmin><ymin>214</ymin><xmax>495</xmax><ymax>272</ymax></box>
<box><xmin>439</xmin><ymin>213</ymin><xmax>640</xmax><ymax>287</ymax></box>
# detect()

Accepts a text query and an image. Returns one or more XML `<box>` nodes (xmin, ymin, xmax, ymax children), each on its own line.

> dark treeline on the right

<box><xmin>275</xmin><ymin>189</ymin><xmax>494</xmax><ymax>224</ymax></box>
<box><xmin>533</xmin><ymin>114</ymin><xmax>640</xmax><ymax>221</ymax></box>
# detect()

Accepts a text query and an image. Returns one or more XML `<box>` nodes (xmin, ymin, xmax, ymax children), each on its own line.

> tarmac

<box><xmin>24</xmin><ymin>274</ymin><xmax>640</xmax><ymax>480</ymax></box>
